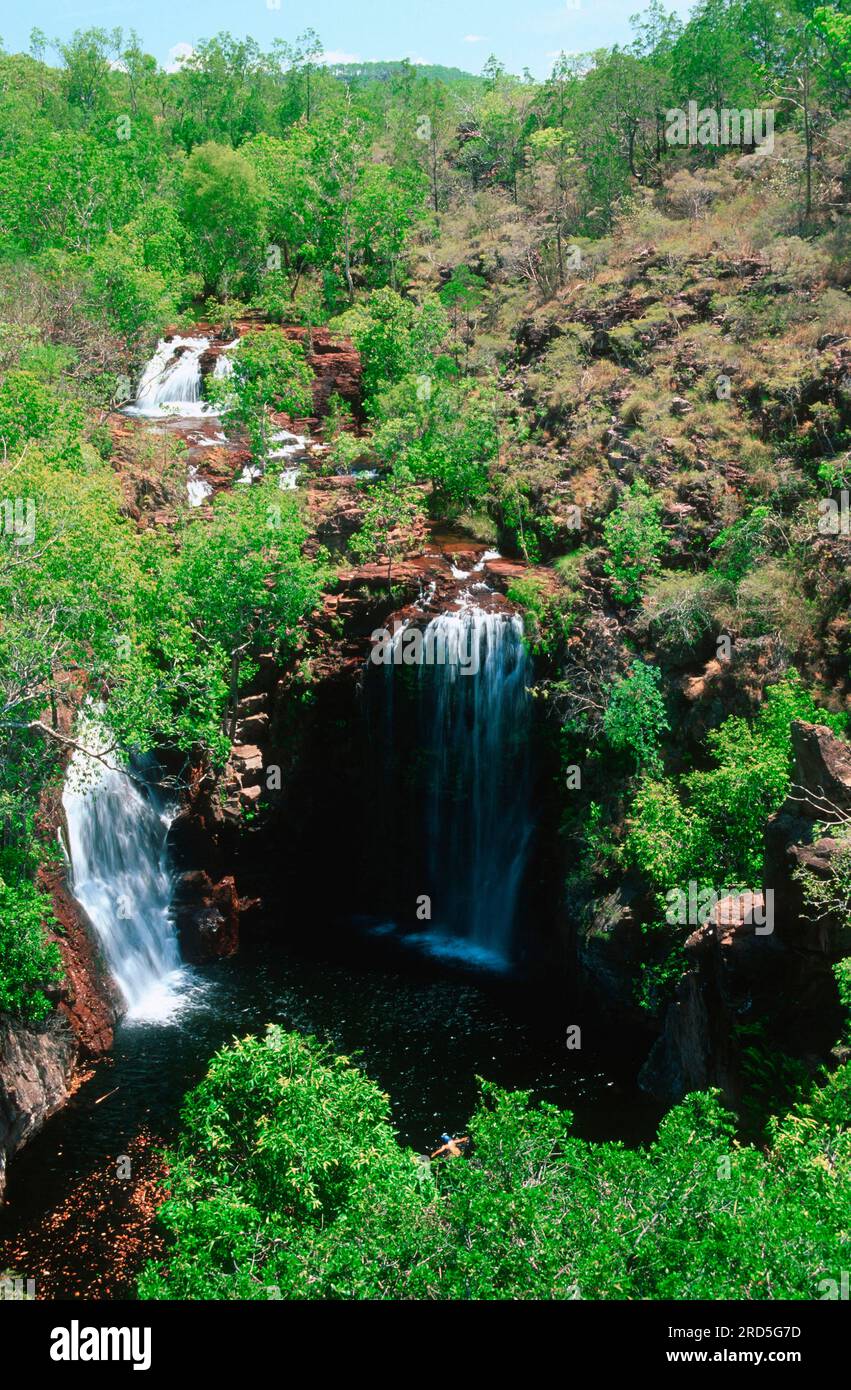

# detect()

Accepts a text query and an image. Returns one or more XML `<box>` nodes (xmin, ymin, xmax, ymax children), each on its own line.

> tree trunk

<box><xmin>343</xmin><ymin>216</ymin><xmax>354</xmax><ymax>302</ymax></box>
<box><xmin>228</xmin><ymin>652</ymin><xmax>240</xmax><ymax>741</ymax></box>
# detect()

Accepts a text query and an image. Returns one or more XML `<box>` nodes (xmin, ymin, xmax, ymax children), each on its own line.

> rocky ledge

<box><xmin>641</xmin><ymin>721</ymin><xmax>851</xmax><ymax>1105</ymax></box>
<box><xmin>0</xmin><ymin>787</ymin><xmax>119</xmax><ymax>1202</ymax></box>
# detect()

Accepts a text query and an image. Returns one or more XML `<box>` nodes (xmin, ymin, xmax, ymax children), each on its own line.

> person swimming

<box><xmin>431</xmin><ymin>1132</ymin><xmax>470</xmax><ymax>1159</ymax></box>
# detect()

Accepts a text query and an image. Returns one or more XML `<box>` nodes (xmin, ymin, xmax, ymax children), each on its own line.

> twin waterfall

<box><xmin>60</xmin><ymin>606</ymin><xmax>532</xmax><ymax>1023</ymax></box>
<box><xmin>62</xmin><ymin>732</ymin><xmax>183</xmax><ymax>1021</ymax></box>
<box><xmin>64</xmin><ymin>348</ymin><xmax>533</xmax><ymax>1016</ymax></box>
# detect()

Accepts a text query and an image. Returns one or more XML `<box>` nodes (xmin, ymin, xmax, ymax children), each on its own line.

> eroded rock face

<box><xmin>172</xmin><ymin>870</ymin><xmax>242</xmax><ymax>963</ymax></box>
<box><xmin>766</xmin><ymin>720</ymin><xmax>851</xmax><ymax>958</ymax></box>
<box><xmin>639</xmin><ymin>970</ymin><xmax>730</xmax><ymax>1102</ymax></box>
<box><xmin>283</xmin><ymin>326</ymin><xmax>362</xmax><ymax>420</ymax></box>
<box><xmin>37</xmin><ymin>857</ymin><xmax>120</xmax><ymax>1056</ymax></box>
<box><xmin>642</xmin><ymin>721</ymin><xmax>851</xmax><ymax>1105</ymax></box>
<box><xmin>787</xmin><ymin>720</ymin><xmax>851</xmax><ymax>818</ymax></box>
<box><xmin>576</xmin><ymin>883</ymin><xmax>647</xmax><ymax>1019</ymax></box>
<box><xmin>639</xmin><ymin>895</ymin><xmax>776</xmax><ymax>1106</ymax></box>
<box><xmin>681</xmin><ymin>636</ymin><xmax>788</xmax><ymax>739</ymax></box>
<box><xmin>0</xmin><ymin>1014</ymin><xmax>77</xmax><ymax>1202</ymax></box>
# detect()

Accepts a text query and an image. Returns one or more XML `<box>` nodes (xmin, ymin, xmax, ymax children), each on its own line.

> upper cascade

<box><xmin>127</xmin><ymin>336</ymin><xmax>213</xmax><ymax>418</ymax></box>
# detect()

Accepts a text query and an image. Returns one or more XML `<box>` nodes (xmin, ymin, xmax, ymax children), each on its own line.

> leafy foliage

<box><xmin>627</xmin><ymin>673</ymin><xmax>847</xmax><ymax>891</ymax></box>
<box><xmin>602</xmin><ymin>480</ymin><xmax>666</xmax><ymax>605</ymax></box>
<box><xmin>208</xmin><ymin>328</ymin><xmax>314</xmax><ymax>461</ymax></box>
<box><xmin>0</xmin><ymin>845</ymin><xmax>62</xmax><ymax>1021</ymax></box>
<box><xmin>141</xmin><ymin>1027</ymin><xmax>851</xmax><ymax>1301</ymax></box>
<box><xmin>603</xmin><ymin>661</ymin><xmax>669</xmax><ymax>773</ymax></box>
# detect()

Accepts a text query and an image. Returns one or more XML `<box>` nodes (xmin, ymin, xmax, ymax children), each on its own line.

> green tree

<box><xmin>330</xmin><ymin>288</ymin><xmax>450</xmax><ymax>402</ymax></box>
<box><xmin>0</xmin><ymin>845</ymin><xmax>62</xmax><ymax>1022</ymax></box>
<box><xmin>371</xmin><ymin>375</ymin><xmax>500</xmax><ymax>513</ymax></box>
<box><xmin>602</xmin><ymin>480</ymin><xmax>666</xmax><ymax>604</ymax></box>
<box><xmin>180</xmin><ymin>142</ymin><xmax>266</xmax><ymax>298</ymax></box>
<box><xmin>140</xmin><ymin>1027</ymin><xmax>851</xmax><ymax>1301</ymax></box>
<box><xmin>349</xmin><ymin>473</ymin><xmax>426</xmax><ymax>581</ymax></box>
<box><xmin>174</xmin><ymin>481</ymin><xmax>321</xmax><ymax>738</ymax></box>
<box><xmin>603</xmin><ymin>661</ymin><xmax>669</xmax><ymax>773</ymax></box>
<box><xmin>209</xmin><ymin>328</ymin><xmax>314</xmax><ymax>463</ymax></box>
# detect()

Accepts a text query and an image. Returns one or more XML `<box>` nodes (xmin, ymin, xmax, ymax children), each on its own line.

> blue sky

<box><xmin>2</xmin><ymin>0</ymin><xmax>698</xmax><ymax>80</ymax></box>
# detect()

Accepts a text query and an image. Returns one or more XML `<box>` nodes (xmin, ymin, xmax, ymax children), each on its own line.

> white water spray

<box><xmin>127</xmin><ymin>336</ymin><xmax>212</xmax><ymax>418</ymax></box>
<box><xmin>62</xmin><ymin>726</ymin><xmax>184</xmax><ymax>1021</ymax></box>
<box><xmin>373</xmin><ymin>602</ymin><xmax>533</xmax><ymax>967</ymax></box>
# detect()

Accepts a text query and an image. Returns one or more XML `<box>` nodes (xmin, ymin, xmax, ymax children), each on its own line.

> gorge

<box><xmin>1</xmin><ymin>16</ymin><xmax>850</xmax><ymax>1306</ymax></box>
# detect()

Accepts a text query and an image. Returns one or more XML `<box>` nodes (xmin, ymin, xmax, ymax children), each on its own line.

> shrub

<box><xmin>141</xmin><ymin>1027</ymin><xmax>851</xmax><ymax>1301</ymax></box>
<box><xmin>603</xmin><ymin>661</ymin><xmax>669</xmax><ymax>774</ymax></box>
<box><xmin>507</xmin><ymin>573</ymin><xmax>573</xmax><ymax>657</ymax></box>
<box><xmin>602</xmin><ymin>480</ymin><xmax>666</xmax><ymax>604</ymax></box>
<box><xmin>626</xmin><ymin>673</ymin><xmax>846</xmax><ymax>892</ymax></box>
<box><xmin>641</xmin><ymin>571</ymin><xmax>720</xmax><ymax>658</ymax></box>
<box><xmin>0</xmin><ymin>850</ymin><xmax>63</xmax><ymax>1022</ymax></box>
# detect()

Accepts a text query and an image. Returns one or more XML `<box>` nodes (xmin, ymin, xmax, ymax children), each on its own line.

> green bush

<box><xmin>140</xmin><ymin>1027</ymin><xmax>851</xmax><ymax>1301</ymax></box>
<box><xmin>626</xmin><ymin>672</ymin><xmax>847</xmax><ymax>891</ymax></box>
<box><xmin>603</xmin><ymin>661</ymin><xmax>669</xmax><ymax>774</ymax></box>
<box><xmin>0</xmin><ymin>850</ymin><xmax>63</xmax><ymax>1022</ymax></box>
<box><xmin>602</xmin><ymin>480</ymin><xmax>665</xmax><ymax>605</ymax></box>
<box><xmin>506</xmin><ymin>572</ymin><xmax>573</xmax><ymax>657</ymax></box>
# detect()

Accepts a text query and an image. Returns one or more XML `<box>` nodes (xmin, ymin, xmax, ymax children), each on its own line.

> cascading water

<box><xmin>371</xmin><ymin>601</ymin><xmax>533</xmax><ymax>968</ymax></box>
<box><xmin>127</xmin><ymin>336</ymin><xmax>211</xmax><ymax>418</ymax></box>
<box><xmin>187</xmin><ymin>467</ymin><xmax>214</xmax><ymax>507</ymax></box>
<box><xmin>421</xmin><ymin>607</ymin><xmax>532</xmax><ymax>962</ymax></box>
<box><xmin>212</xmin><ymin>339</ymin><xmax>239</xmax><ymax>380</ymax></box>
<box><xmin>62</xmin><ymin>726</ymin><xmax>184</xmax><ymax>1021</ymax></box>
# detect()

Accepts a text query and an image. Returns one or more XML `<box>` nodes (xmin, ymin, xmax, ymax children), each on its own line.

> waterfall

<box><xmin>212</xmin><ymin>339</ymin><xmax>239</xmax><ymax>380</ymax></box>
<box><xmin>62</xmin><ymin>726</ymin><xmax>184</xmax><ymax>1021</ymax></box>
<box><xmin>187</xmin><ymin>466</ymin><xmax>214</xmax><ymax>508</ymax></box>
<box><xmin>127</xmin><ymin>336</ymin><xmax>212</xmax><ymax>418</ymax></box>
<box><xmin>372</xmin><ymin>604</ymin><xmax>533</xmax><ymax>967</ymax></box>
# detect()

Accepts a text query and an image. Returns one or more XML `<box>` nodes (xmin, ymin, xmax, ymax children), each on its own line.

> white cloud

<box><xmin>319</xmin><ymin>49</ymin><xmax>362</xmax><ymax>65</ymax></box>
<box><xmin>464</xmin><ymin>35</ymin><xmax>487</xmax><ymax>43</ymax></box>
<box><xmin>165</xmin><ymin>42</ymin><xmax>194</xmax><ymax>73</ymax></box>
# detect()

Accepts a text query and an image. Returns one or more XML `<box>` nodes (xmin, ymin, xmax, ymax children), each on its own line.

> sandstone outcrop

<box><xmin>172</xmin><ymin>870</ymin><xmax>242</xmax><ymax>963</ymax></box>
<box><xmin>0</xmin><ymin>789</ymin><xmax>119</xmax><ymax>1201</ymax></box>
<box><xmin>0</xmin><ymin>1013</ymin><xmax>77</xmax><ymax>1201</ymax></box>
<box><xmin>641</xmin><ymin>721</ymin><xmax>851</xmax><ymax>1105</ymax></box>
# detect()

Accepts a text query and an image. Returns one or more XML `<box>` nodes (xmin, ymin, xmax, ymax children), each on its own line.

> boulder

<box><xmin>786</xmin><ymin>720</ymin><xmax>851</xmax><ymax>819</ymax></box>
<box><xmin>577</xmin><ymin>882</ymin><xmax>647</xmax><ymax>1018</ymax></box>
<box><xmin>0</xmin><ymin>1012</ymin><xmax>77</xmax><ymax>1202</ymax></box>
<box><xmin>172</xmin><ymin>871</ymin><xmax>241</xmax><ymax>963</ymax></box>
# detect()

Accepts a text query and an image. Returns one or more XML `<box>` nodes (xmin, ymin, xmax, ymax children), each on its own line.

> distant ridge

<box><xmin>326</xmin><ymin>59</ymin><xmax>480</xmax><ymax>85</ymax></box>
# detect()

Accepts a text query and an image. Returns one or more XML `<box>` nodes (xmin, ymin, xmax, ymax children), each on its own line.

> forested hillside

<box><xmin>1</xmin><ymin>3</ymin><xmax>851</xmax><ymax>1303</ymax></box>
